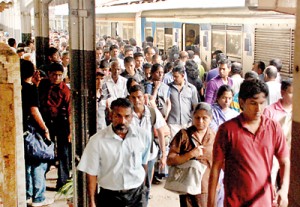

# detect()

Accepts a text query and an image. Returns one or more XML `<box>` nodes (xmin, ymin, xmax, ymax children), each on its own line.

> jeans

<box><xmin>145</xmin><ymin>157</ymin><xmax>157</xmax><ymax>206</ymax></box>
<box><xmin>56</xmin><ymin>139</ymin><xmax>71</xmax><ymax>189</ymax></box>
<box><xmin>26</xmin><ymin>160</ymin><xmax>48</xmax><ymax>203</ymax></box>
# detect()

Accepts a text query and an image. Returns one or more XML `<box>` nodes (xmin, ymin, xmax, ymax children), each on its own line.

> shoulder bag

<box><xmin>23</xmin><ymin>125</ymin><xmax>55</xmax><ymax>161</ymax></box>
<box><xmin>164</xmin><ymin>129</ymin><xmax>207</xmax><ymax>195</ymax></box>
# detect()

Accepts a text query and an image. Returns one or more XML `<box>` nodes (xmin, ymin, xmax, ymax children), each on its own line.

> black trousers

<box><xmin>97</xmin><ymin>184</ymin><xmax>147</xmax><ymax>207</ymax></box>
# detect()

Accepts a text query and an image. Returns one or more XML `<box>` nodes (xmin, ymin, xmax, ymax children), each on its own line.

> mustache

<box><xmin>114</xmin><ymin>124</ymin><xmax>126</xmax><ymax>130</ymax></box>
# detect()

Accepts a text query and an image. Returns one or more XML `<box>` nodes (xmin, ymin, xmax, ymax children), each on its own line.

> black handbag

<box><xmin>23</xmin><ymin>125</ymin><xmax>55</xmax><ymax>161</ymax></box>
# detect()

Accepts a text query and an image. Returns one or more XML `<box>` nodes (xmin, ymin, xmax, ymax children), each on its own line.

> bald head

<box><xmin>264</xmin><ymin>65</ymin><xmax>277</xmax><ymax>81</ymax></box>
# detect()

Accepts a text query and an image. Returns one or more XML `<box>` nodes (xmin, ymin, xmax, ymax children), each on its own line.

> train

<box><xmin>50</xmin><ymin>1</ymin><xmax>295</xmax><ymax>78</ymax></box>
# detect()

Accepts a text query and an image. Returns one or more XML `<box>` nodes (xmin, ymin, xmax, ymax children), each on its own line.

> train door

<box><xmin>182</xmin><ymin>24</ymin><xmax>200</xmax><ymax>50</ymax></box>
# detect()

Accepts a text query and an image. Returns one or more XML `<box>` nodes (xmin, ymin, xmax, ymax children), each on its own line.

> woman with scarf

<box><xmin>210</xmin><ymin>85</ymin><xmax>240</xmax><ymax>207</ymax></box>
<box><xmin>210</xmin><ymin>85</ymin><xmax>239</xmax><ymax>133</ymax></box>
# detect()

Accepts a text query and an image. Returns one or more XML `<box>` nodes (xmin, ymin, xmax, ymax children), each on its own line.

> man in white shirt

<box><xmin>129</xmin><ymin>84</ymin><xmax>167</xmax><ymax>205</ymax></box>
<box><xmin>264</xmin><ymin>65</ymin><xmax>281</xmax><ymax>105</ymax></box>
<box><xmin>101</xmin><ymin>60</ymin><xmax>128</xmax><ymax>106</ymax></box>
<box><xmin>77</xmin><ymin>98</ymin><xmax>151</xmax><ymax>207</ymax></box>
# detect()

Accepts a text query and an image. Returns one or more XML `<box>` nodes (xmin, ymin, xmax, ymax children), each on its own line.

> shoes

<box><xmin>32</xmin><ymin>198</ymin><xmax>54</xmax><ymax>207</ymax></box>
<box><xmin>152</xmin><ymin>176</ymin><xmax>162</xmax><ymax>185</ymax></box>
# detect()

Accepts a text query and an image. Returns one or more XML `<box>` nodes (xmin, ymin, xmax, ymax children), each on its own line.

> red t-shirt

<box><xmin>213</xmin><ymin>114</ymin><xmax>289</xmax><ymax>207</ymax></box>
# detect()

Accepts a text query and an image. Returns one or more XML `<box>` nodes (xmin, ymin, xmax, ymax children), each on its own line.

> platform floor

<box><xmin>45</xmin><ymin>168</ymin><xmax>179</xmax><ymax>207</ymax></box>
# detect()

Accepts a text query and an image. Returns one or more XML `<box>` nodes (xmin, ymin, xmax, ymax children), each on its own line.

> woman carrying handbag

<box><xmin>166</xmin><ymin>102</ymin><xmax>215</xmax><ymax>207</ymax></box>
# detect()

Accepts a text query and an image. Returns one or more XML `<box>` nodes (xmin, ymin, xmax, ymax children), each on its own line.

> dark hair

<box><xmin>129</xmin><ymin>84</ymin><xmax>145</xmax><ymax>94</ymax></box>
<box><xmin>48</xmin><ymin>62</ymin><xmax>64</xmax><ymax>73</ymax></box>
<box><xmin>143</xmin><ymin>62</ymin><xmax>152</xmax><ymax>70</ymax></box>
<box><xmin>216</xmin><ymin>85</ymin><xmax>234</xmax><ymax>100</ymax></box>
<box><xmin>21</xmin><ymin>60</ymin><xmax>35</xmax><ymax>80</ymax></box>
<box><xmin>255</xmin><ymin>61</ymin><xmax>265</xmax><ymax>72</ymax></box>
<box><xmin>47</xmin><ymin>47</ymin><xmax>59</xmax><ymax>57</ymax></box>
<box><xmin>193</xmin><ymin>102</ymin><xmax>212</xmax><ymax>116</ymax></box>
<box><xmin>187</xmin><ymin>50</ymin><xmax>194</xmax><ymax>59</ymax></box>
<box><xmin>100</xmin><ymin>59</ymin><xmax>110</xmax><ymax>69</ymax></box>
<box><xmin>18</xmin><ymin>42</ymin><xmax>26</xmax><ymax>48</ymax></box>
<box><xmin>146</xmin><ymin>36</ymin><xmax>154</xmax><ymax>43</ymax></box>
<box><xmin>109</xmin><ymin>44</ymin><xmax>119</xmax><ymax>51</ymax></box>
<box><xmin>126</xmin><ymin>77</ymin><xmax>139</xmax><ymax>93</ymax></box>
<box><xmin>151</xmin><ymin>63</ymin><xmax>163</xmax><ymax>74</ymax></box>
<box><xmin>244</xmin><ymin>71</ymin><xmax>258</xmax><ymax>80</ymax></box>
<box><xmin>164</xmin><ymin>62</ymin><xmax>174</xmax><ymax>73</ymax></box>
<box><xmin>25</xmin><ymin>39</ymin><xmax>34</xmax><ymax>46</ymax></box>
<box><xmin>269</xmin><ymin>58</ymin><xmax>282</xmax><ymax>71</ymax></box>
<box><xmin>212</xmin><ymin>50</ymin><xmax>223</xmax><ymax>58</ymax></box>
<box><xmin>185</xmin><ymin>60</ymin><xmax>199</xmax><ymax>79</ymax></box>
<box><xmin>124</xmin><ymin>56</ymin><xmax>134</xmax><ymax>64</ymax></box>
<box><xmin>110</xmin><ymin>98</ymin><xmax>133</xmax><ymax>111</ymax></box>
<box><xmin>231</xmin><ymin>62</ymin><xmax>243</xmax><ymax>75</ymax></box>
<box><xmin>8</xmin><ymin>38</ymin><xmax>16</xmax><ymax>47</ymax></box>
<box><xmin>239</xmin><ymin>79</ymin><xmax>268</xmax><ymax>101</ymax></box>
<box><xmin>218</xmin><ymin>57</ymin><xmax>231</xmax><ymax>68</ymax></box>
<box><xmin>281</xmin><ymin>79</ymin><xmax>292</xmax><ymax>91</ymax></box>
<box><xmin>144</xmin><ymin>46</ymin><xmax>154</xmax><ymax>55</ymax></box>
<box><xmin>134</xmin><ymin>52</ymin><xmax>144</xmax><ymax>59</ymax></box>
<box><xmin>172</xmin><ymin>64</ymin><xmax>185</xmax><ymax>75</ymax></box>
<box><xmin>129</xmin><ymin>38</ymin><xmax>137</xmax><ymax>46</ymax></box>
<box><xmin>96</xmin><ymin>46</ymin><xmax>103</xmax><ymax>51</ymax></box>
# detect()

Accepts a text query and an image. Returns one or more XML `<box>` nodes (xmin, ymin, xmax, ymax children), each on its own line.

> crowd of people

<box><xmin>5</xmin><ymin>30</ymin><xmax>292</xmax><ymax>207</ymax></box>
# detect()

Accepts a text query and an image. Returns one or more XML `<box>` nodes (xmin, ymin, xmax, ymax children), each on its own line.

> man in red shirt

<box><xmin>208</xmin><ymin>79</ymin><xmax>290</xmax><ymax>207</ymax></box>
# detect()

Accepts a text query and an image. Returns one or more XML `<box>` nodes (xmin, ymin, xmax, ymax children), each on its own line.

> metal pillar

<box><xmin>69</xmin><ymin>0</ymin><xmax>96</xmax><ymax>206</ymax></box>
<box><xmin>34</xmin><ymin>0</ymin><xmax>51</xmax><ymax>69</ymax></box>
<box><xmin>289</xmin><ymin>0</ymin><xmax>300</xmax><ymax>206</ymax></box>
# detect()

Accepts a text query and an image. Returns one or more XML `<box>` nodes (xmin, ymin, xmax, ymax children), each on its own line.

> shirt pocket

<box><xmin>131</xmin><ymin>149</ymin><xmax>143</xmax><ymax>169</ymax></box>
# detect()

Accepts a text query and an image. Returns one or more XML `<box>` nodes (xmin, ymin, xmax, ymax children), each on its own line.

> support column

<box><xmin>21</xmin><ymin>11</ymin><xmax>32</xmax><ymax>43</ymax></box>
<box><xmin>69</xmin><ymin>0</ymin><xmax>96</xmax><ymax>206</ymax></box>
<box><xmin>34</xmin><ymin>0</ymin><xmax>51</xmax><ymax>69</ymax></box>
<box><xmin>289</xmin><ymin>0</ymin><xmax>300</xmax><ymax>205</ymax></box>
<box><xmin>0</xmin><ymin>43</ymin><xmax>25</xmax><ymax>207</ymax></box>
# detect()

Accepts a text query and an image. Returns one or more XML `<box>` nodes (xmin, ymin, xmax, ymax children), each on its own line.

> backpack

<box><xmin>148</xmin><ymin>106</ymin><xmax>157</xmax><ymax>153</ymax></box>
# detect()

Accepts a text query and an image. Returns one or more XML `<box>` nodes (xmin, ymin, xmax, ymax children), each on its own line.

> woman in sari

<box><xmin>210</xmin><ymin>85</ymin><xmax>240</xmax><ymax>207</ymax></box>
<box><xmin>210</xmin><ymin>85</ymin><xmax>239</xmax><ymax>132</ymax></box>
<box><xmin>167</xmin><ymin>102</ymin><xmax>215</xmax><ymax>207</ymax></box>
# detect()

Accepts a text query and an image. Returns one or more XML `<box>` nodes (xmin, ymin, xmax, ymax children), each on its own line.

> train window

<box><xmin>211</xmin><ymin>31</ymin><xmax>226</xmax><ymax>54</ymax></box>
<box><xmin>156</xmin><ymin>28</ymin><xmax>164</xmax><ymax>50</ymax></box>
<box><xmin>226</xmin><ymin>31</ymin><xmax>242</xmax><ymax>58</ymax></box>
<box><xmin>183</xmin><ymin>24</ymin><xmax>200</xmax><ymax>50</ymax></box>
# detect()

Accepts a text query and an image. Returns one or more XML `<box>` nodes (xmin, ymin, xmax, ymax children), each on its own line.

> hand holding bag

<box><xmin>24</xmin><ymin>125</ymin><xmax>55</xmax><ymax>161</ymax></box>
<box><xmin>164</xmin><ymin>129</ymin><xmax>207</xmax><ymax>195</ymax></box>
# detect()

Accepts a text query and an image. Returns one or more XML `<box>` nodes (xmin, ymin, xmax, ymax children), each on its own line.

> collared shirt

<box><xmin>205</xmin><ymin>67</ymin><xmax>219</xmax><ymax>82</ymax></box>
<box><xmin>213</xmin><ymin>114</ymin><xmax>289</xmax><ymax>207</ymax></box>
<box><xmin>77</xmin><ymin>125</ymin><xmax>151</xmax><ymax>190</ymax></box>
<box><xmin>163</xmin><ymin>71</ymin><xmax>188</xmax><ymax>85</ymax></box>
<box><xmin>131</xmin><ymin>106</ymin><xmax>167</xmax><ymax>160</ymax></box>
<box><xmin>38</xmin><ymin>79</ymin><xmax>71</xmax><ymax>120</ymax></box>
<box><xmin>263</xmin><ymin>100</ymin><xmax>292</xmax><ymax>148</ymax></box>
<box><xmin>102</xmin><ymin>75</ymin><xmax>128</xmax><ymax>101</ymax></box>
<box><xmin>120</xmin><ymin>69</ymin><xmax>144</xmax><ymax>83</ymax></box>
<box><xmin>205</xmin><ymin>75</ymin><xmax>233</xmax><ymax>105</ymax></box>
<box><xmin>265</xmin><ymin>80</ymin><xmax>281</xmax><ymax>105</ymax></box>
<box><xmin>167</xmin><ymin>82</ymin><xmax>198</xmax><ymax>125</ymax></box>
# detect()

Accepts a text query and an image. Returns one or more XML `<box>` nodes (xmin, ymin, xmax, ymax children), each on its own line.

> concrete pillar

<box><xmin>34</xmin><ymin>0</ymin><xmax>51</xmax><ymax>69</ymax></box>
<box><xmin>21</xmin><ymin>10</ymin><xmax>32</xmax><ymax>43</ymax></box>
<box><xmin>69</xmin><ymin>0</ymin><xmax>96</xmax><ymax>206</ymax></box>
<box><xmin>0</xmin><ymin>43</ymin><xmax>26</xmax><ymax>206</ymax></box>
<box><xmin>289</xmin><ymin>1</ymin><xmax>300</xmax><ymax>206</ymax></box>
<box><xmin>135</xmin><ymin>11</ymin><xmax>142</xmax><ymax>47</ymax></box>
